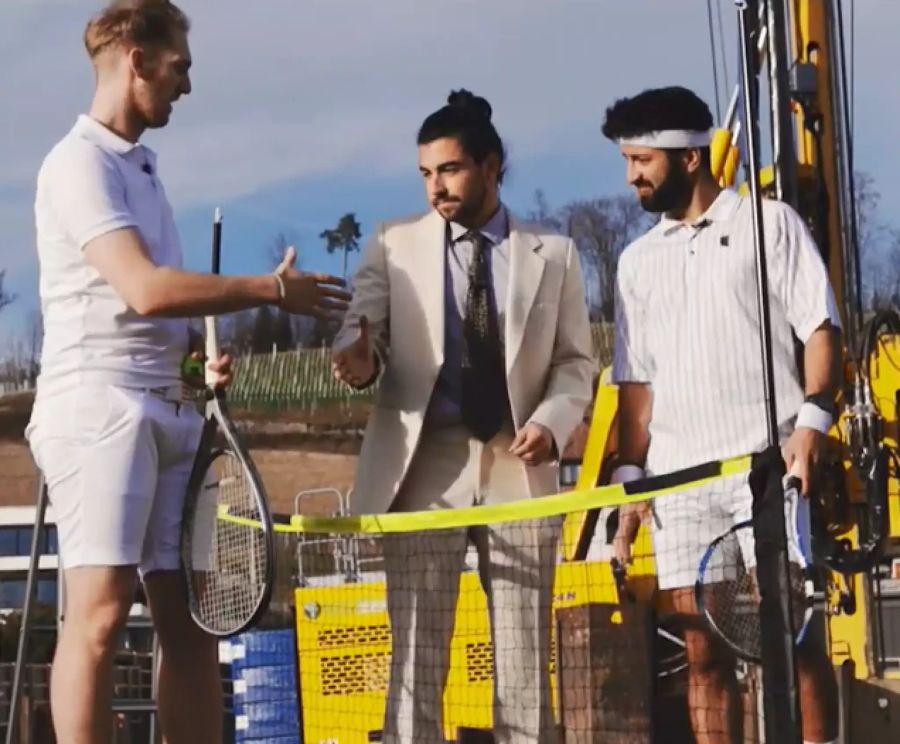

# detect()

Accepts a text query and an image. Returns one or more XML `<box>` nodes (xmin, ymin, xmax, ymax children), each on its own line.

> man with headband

<box><xmin>603</xmin><ymin>86</ymin><xmax>840</xmax><ymax>744</ymax></box>
<box><xmin>333</xmin><ymin>89</ymin><xmax>594</xmax><ymax>743</ymax></box>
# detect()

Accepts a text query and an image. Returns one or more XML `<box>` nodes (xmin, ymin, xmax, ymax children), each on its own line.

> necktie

<box><xmin>460</xmin><ymin>230</ymin><xmax>506</xmax><ymax>442</ymax></box>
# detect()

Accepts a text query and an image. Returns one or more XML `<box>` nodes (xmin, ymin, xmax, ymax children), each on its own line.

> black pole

<box><xmin>735</xmin><ymin>2</ymin><xmax>804</xmax><ymax>743</ymax></box>
<box><xmin>212</xmin><ymin>207</ymin><xmax>222</xmax><ymax>275</ymax></box>
<box><xmin>5</xmin><ymin>476</ymin><xmax>49</xmax><ymax>744</ymax></box>
<box><xmin>737</xmin><ymin>0</ymin><xmax>780</xmax><ymax>447</ymax></box>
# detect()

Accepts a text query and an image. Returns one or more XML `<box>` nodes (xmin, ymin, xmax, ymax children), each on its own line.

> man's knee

<box><xmin>61</xmin><ymin>567</ymin><xmax>136</xmax><ymax>653</ymax></box>
<box><xmin>65</xmin><ymin>596</ymin><xmax>133</xmax><ymax>654</ymax></box>
<box><xmin>684</xmin><ymin>630</ymin><xmax>736</xmax><ymax>682</ymax></box>
<box><xmin>796</xmin><ymin>641</ymin><xmax>837</xmax><ymax>687</ymax></box>
<box><xmin>143</xmin><ymin>571</ymin><xmax>216</xmax><ymax>656</ymax></box>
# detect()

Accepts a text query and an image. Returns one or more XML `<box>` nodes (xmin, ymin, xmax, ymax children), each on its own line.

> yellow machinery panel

<box><xmin>871</xmin><ymin>335</ymin><xmax>899</xmax><ymax>539</ymax></box>
<box><xmin>827</xmin><ymin>333</ymin><xmax>900</xmax><ymax>680</ymax></box>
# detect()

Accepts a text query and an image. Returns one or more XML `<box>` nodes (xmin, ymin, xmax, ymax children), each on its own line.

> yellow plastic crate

<box><xmin>294</xmin><ymin>554</ymin><xmax>656</xmax><ymax>744</ymax></box>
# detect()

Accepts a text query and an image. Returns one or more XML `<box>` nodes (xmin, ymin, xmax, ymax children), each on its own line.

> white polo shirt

<box><xmin>33</xmin><ymin>115</ymin><xmax>188</xmax><ymax>396</ymax></box>
<box><xmin>612</xmin><ymin>188</ymin><xmax>841</xmax><ymax>475</ymax></box>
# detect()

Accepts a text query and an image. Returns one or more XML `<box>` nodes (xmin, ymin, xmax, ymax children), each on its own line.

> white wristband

<box><xmin>611</xmin><ymin>464</ymin><xmax>645</xmax><ymax>484</ymax></box>
<box><xmin>271</xmin><ymin>273</ymin><xmax>286</xmax><ymax>304</ymax></box>
<box><xmin>795</xmin><ymin>401</ymin><xmax>833</xmax><ymax>434</ymax></box>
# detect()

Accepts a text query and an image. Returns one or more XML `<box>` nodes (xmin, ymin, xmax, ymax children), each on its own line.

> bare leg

<box><xmin>796</xmin><ymin>639</ymin><xmax>839</xmax><ymax>742</ymax></box>
<box><xmin>671</xmin><ymin>587</ymin><xmax>742</xmax><ymax>744</ymax></box>
<box><xmin>50</xmin><ymin>566</ymin><xmax>138</xmax><ymax>744</ymax></box>
<box><xmin>144</xmin><ymin>570</ymin><xmax>222</xmax><ymax>744</ymax></box>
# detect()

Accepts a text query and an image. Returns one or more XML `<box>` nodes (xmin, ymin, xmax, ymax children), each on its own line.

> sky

<box><xmin>1</xmin><ymin>0</ymin><xmax>897</xmax><ymax>344</ymax></box>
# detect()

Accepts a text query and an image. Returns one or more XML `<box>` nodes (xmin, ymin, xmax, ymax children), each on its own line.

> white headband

<box><xmin>617</xmin><ymin>129</ymin><xmax>713</xmax><ymax>148</ymax></box>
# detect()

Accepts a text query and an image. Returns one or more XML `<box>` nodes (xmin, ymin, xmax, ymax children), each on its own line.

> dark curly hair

<box><xmin>601</xmin><ymin>86</ymin><xmax>714</xmax><ymax>142</ymax></box>
<box><xmin>602</xmin><ymin>86</ymin><xmax>714</xmax><ymax>168</ymax></box>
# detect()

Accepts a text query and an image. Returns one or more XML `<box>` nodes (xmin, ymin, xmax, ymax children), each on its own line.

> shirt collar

<box><xmin>658</xmin><ymin>188</ymin><xmax>741</xmax><ymax>236</ymax></box>
<box><xmin>73</xmin><ymin>114</ymin><xmax>156</xmax><ymax>165</ymax></box>
<box><xmin>449</xmin><ymin>204</ymin><xmax>509</xmax><ymax>246</ymax></box>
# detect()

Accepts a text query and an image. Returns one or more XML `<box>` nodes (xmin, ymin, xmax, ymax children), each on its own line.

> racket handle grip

<box><xmin>204</xmin><ymin>316</ymin><xmax>219</xmax><ymax>387</ymax></box>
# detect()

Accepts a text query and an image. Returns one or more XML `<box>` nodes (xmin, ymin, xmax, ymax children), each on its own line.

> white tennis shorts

<box><xmin>26</xmin><ymin>385</ymin><xmax>204</xmax><ymax>575</ymax></box>
<box><xmin>651</xmin><ymin>471</ymin><xmax>810</xmax><ymax>591</ymax></box>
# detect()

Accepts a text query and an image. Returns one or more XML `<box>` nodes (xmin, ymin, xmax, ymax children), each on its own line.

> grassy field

<box><xmin>0</xmin><ymin>323</ymin><xmax>614</xmax><ymax>442</ymax></box>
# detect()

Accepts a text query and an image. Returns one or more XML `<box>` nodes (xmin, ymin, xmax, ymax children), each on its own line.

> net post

<box><xmin>749</xmin><ymin>448</ymin><xmax>803</xmax><ymax>743</ymax></box>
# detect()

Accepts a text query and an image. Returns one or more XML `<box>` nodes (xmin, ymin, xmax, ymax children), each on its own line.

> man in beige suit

<box><xmin>333</xmin><ymin>89</ymin><xmax>595</xmax><ymax>744</ymax></box>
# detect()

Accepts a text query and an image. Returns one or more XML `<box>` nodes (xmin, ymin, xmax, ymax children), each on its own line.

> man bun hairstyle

<box><xmin>418</xmin><ymin>88</ymin><xmax>508</xmax><ymax>184</ymax></box>
<box><xmin>84</xmin><ymin>0</ymin><xmax>190</xmax><ymax>60</ymax></box>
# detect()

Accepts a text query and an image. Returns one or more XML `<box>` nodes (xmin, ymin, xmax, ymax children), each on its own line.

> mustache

<box><xmin>432</xmin><ymin>196</ymin><xmax>459</xmax><ymax>207</ymax></box>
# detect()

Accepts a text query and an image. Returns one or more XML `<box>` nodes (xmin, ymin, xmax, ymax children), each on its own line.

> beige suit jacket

<box><xmin>334</xmin><ymin>209</ymin><xmax>596</xmax><ymax>515</ymax></box>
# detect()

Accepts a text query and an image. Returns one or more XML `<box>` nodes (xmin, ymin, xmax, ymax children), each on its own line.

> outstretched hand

<box><xmin>275</xmin><ymin>246</ymin><xmax>352</xmax><ymax>320</ymax></box>
<box><xmin>332</xmin><ymin>315</ymin><xmax>377</xmax><ymax>387</ymax></box>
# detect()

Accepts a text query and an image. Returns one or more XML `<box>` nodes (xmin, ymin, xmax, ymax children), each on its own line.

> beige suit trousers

<box><xmin>382</xmin><ymin>424</ymin><xmax>562</xmax><ymax>744</ymax></box>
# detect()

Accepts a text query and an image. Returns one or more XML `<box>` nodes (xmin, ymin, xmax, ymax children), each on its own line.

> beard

<box><xmin>636</xmin><ymin>159</ymin><xmax>691</xmax><ymax>213</ymax></box>
<box><xmin>434</xmin><ymin>180</ymin><xmax>488</xmax><ymax>226</ymax></box>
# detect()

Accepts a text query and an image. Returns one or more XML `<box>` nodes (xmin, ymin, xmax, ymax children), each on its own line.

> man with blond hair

<box><xmin>26</xmin><ymin>2</ymin><xmax>349</xmax><ymax>742</ymax></box>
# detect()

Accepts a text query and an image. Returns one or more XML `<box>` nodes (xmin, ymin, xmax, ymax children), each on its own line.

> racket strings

<box><xmin>189</xmin><ymin>450</ymin><xmax>268</xmax><ymax>634</ymax></box>
<box><xmin>702</xmin><ymin>528</ymin><xmax>812</xmax><ymax>660</ymax></box>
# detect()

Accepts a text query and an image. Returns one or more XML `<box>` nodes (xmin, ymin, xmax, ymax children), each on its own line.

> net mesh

<box><xmin>236</xmin><ymin>458</ymin><xmax>834</xmax><ymax>744</ymax></box>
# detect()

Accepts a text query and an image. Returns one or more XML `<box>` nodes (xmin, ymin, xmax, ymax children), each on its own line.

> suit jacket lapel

<box><xmin>505</xmin><ymin>217</ymin><xmax>545</xmax><ymax>373</ymax></box>
<box><xmin>417</xmin><ymin>210</ymin><xmax>446</xmax><ymax>367</ymax></box>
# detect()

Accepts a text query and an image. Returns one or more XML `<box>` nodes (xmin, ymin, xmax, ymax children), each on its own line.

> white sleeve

<box><xmin>772</xmin><ymin>204</ymin><xmax>842</xmax><ymax>342</ymax></box>
<box><xmin>44</xmin><ymin>143</ymin><xmax>137</xmax><ymax>250</ymax></box>
<box><xmin>612</xmin><ymin>250</ymin><xmax>654</xmax><ymax>383</ymax></box>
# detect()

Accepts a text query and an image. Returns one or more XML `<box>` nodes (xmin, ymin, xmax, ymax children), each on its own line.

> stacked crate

<box><xmin>221</xmin><ymin>629</ymin><xmax>301</xmax><ymax>743</ymax></box>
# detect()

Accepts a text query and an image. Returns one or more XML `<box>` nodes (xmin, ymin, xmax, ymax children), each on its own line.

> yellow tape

<box><xmin>281</xmin><ymin>454</ymin><xmax>752</xmax><ymax>535</ymax></box>
<box><xmin>214</xmin><ymin>455</ymin><xmax>752</xmax><ymax>535</ymax></box>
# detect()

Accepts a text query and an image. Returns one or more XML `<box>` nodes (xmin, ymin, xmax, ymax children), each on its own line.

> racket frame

<box><xmin>180</xmin><ymin>206</ymin><xmax>276</xmax><ymax>637</ymax></box>
<box><xmin>694</xmin><ymin>512</ymin><xmax>815</xmax><ymax>663</ymax></box>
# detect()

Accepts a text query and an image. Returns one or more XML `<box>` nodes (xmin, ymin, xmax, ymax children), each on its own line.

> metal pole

<box><xmin>766</xmin><ymin>0</ymin><xmax>800</xmax><ymax>207</ymax></box>
<box><xmin>828</xmin><ymin>0</ymin><xmax>864</xmax><ymax>353</ymax></box>
<box><xmin>737</xmin><ymin>0</ymin><xmax>781</xmax><ymax>447</ymax></box>
<box><xmin>5</xmin><ymin>476</ymin><xmax>49</xmax><ymax>744</ymax></box>
<box><xmin>735</xmin><ymin>3</ymin><xmax>804</xmax><ymax>743</ymax></box>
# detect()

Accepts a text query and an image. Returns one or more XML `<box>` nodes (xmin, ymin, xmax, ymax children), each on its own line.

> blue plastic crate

<box><xmin>235</xmin><ymin>735</ymin><xmax>301</xmax><ymax>744</ymax></box>
<box><xmin>233</xmin><ymin>664</ymin><xmax>298</xmax><ymax>707</ymax></box>
<box><xmin>222</xmin><ymin>629</ymin><xmax>297</xmax><ymax>671</ymax></box>
<box><xmin>233</xmin><ymin>700</ymin><xmax>300</xmax><ymax>740</ymax></box>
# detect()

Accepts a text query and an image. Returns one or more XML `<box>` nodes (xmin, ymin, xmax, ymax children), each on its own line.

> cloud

<box><xmin>0</xmin><ymin>0</ymin><xmax>897</xmax><ymax>341</ymax></box>
<box><xmin>2</xmin><ymin>0</ymin><xmax>731</xmax><ymax>208</ymax></box>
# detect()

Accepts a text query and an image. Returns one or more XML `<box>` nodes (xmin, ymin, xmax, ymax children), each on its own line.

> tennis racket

<box><xmin>694</xmin><ymin>476</ymin><xmax>815</xmax><ymax>662</ymax></box>
<box><xmin>180</xmin><ymin>207</ymin><xmax>275</xmax><ymax>637</ymax></box>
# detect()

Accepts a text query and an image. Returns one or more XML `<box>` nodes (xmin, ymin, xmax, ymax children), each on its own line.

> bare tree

<box><xmin>870</xmin><ymin>228</ymin><xmax>900</xmax><ymax>311</ymax></box>
<box><xmin>854</xmin><ymin>172</ymin><xmax>884</xmax><ymax>264</ymax></box>
<box><xmin>268</xmin><ymin>231</ymin><xmax>301</xmax><ymax>270</ymax></box>
<box><xmin>223</xmin><ymin>310</ymin><xmax>256</xmax><ymax>356</ymax></box>
<box><xmin>0</xmin><ymin>270</ymin><xmax>16</xmax><ymax>315</ymax></box>
<box><xmin>526</xmin><ymin>189</ymin><xmax>563</xmax><ymax>231</ymax></box>
<box><xmin>562</xmin><ymin>196</ymin><xmax>651</xmax><ymax>321</ymax></box>
<box><xmin>851</xmin><ymin>171</ymin><xmax>900</xmax><ymax>310</ymax></box>
<box><xmin>25</xmin><ymin>311</ymin><xmax>42</xmax><ymax>385</ymax></box>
